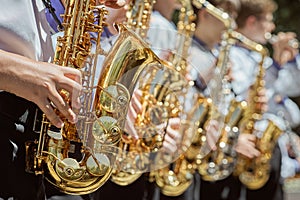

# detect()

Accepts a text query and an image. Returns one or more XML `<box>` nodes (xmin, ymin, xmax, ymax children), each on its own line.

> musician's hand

<box><xmin>272</xmin><ymin>32</ymin><xmax>299</xmax><ymax>66</ymax></box>
<box><xmin>162</xmin><ymin>117</ymin><xmax>182</xmax><ymax>154</ymax></box>
<box><xmin>235</xmin><ymin>134</ymin><xmax>261</xmax><ymax>158</ymax></box>
<box><xmin>254</xmin><ymin>87</ymin><xmax>268</xmax><ymax>112</ymax></box>
<box><xmin>124</xmin><ymin>89</ymin><xmax>142</xmax><ymax>140</ymax></box>
<box><xmin>0</xmin><ymin>50</ymin><xmax>82</xmax><ymax>128</ymax></box>
<box><xmin>205</xmin><ymin>119</ymin><xmax>220</xmax><ymax>151</ymax></box>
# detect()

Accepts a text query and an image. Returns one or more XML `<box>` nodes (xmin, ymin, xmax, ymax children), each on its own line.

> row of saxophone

<box><xmin>152</xmin><ymin>0</ymin><xmax>284</xmax><ymax>196</ymax></box>
<box><xmin>24</xmin><ymin>0</ymin><xmax>284</xmax><ymax>197</ymax></box>
<box><xmin>25</xmin><ymin>0</ymin><xmax>189</xmax><ymax>195</ymax></box>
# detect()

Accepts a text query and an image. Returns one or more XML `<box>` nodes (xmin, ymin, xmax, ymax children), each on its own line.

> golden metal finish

<box><xmin>25</xmin><ymin>0</ymin><xmax>134</xmax><ymax>195</ymax></box>
<box><xmin>232</xmin><ymin>32</ymin><xmax>283</xmax><ymax>190</ymax></box>
<box><xmin>153</xmin><ymin>0</ymin><xmax>197</xmax><ymax>196</ymax></box>
<box><xmin>125</xmin><ymin>0</ymin><xmax>156</xmax><ymax>39</ymax></box>
<box><xmin>108</xmin><ymin>0</ymin><xmax>158</xmax><ymax>186</ymax></box>
<box><xmin>237</xmin><ymin>120</ymin><xmax>282</xmax><ymax>190</ymax></box>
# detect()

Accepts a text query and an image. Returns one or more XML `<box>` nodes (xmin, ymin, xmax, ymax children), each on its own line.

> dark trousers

<box><xmin>0</xmin><ymin>93</ymin><xmax>45</xmax><ymax>200</ymax></box>
<box><xmin>245</xmin><ymin>144</ymin><xmax>283</xmax><ymax>200</ymax></box>
<box><xmin>200</xmin><ymin>174</ymin><xmax>241</xmax><ymax>200</ymax></box>
<box><xmin>92</xmin><ymin>174</ymin><xmax>154</xmax><ymax>200</ymax></box>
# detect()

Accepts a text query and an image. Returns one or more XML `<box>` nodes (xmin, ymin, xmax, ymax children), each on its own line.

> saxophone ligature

<box><xmin>25</xmin><ymin>0</ymin><xmax>129</xmax><ymax>195</ymax></box>
<box><xmin>232</xmin><ymin>32</ymin><xmax>283</xmax><ymax>190</ymax></box>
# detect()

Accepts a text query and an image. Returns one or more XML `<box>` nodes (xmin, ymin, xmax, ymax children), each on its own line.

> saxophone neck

<box><xmin>172</xmin><ymin>0</ymin><xmax>196</xmax><ymax>74</ymax></box>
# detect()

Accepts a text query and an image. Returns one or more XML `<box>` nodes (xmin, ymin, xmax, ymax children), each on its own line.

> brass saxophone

<box><xmin>181</xmin><ymin>0</ymin><xmax>247</xmax><ymax>182</ymax></box>
<box><xmin>25</xmin><ymin>0</ymin><xmax>120</xmax><ymax>195</ymax></box>
<box><xmin>109</xmin><ymin>0</ymin><xmax>188</xmax><ymax>186</ymax></box>
<box><xmin>108</xmin><ymin>0</ymin><xmax>156</xmax><ymax>186</ymax></box>
<box><xmin>232</xmin><ymin>32</ymin><xmax>283</xmax><ymax>190</ymax></box>
<box><xmin>153</xmin><ymin>0</ymin><xmax>197</xmax><ymax>196</ymax></box>
<box><xmin>196</xmin><ymin>31</ymin><xmax>248</xmax><ymax>182</ymax></box>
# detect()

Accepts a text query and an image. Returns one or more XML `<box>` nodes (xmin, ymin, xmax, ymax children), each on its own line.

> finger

<box><xmin>48</xmin><ymin>85</ymin><xmax>77</xmax><ymax>124</ymax></box>
<box><xmin>252</xmin><ymin>148</ymin><xmax>261</xmax><ymax>157</ymax></box>
<box><xmin>61</xmin><ymin>67</ymin><xmax>82</xmax><ymax>89</ymax></box>
<box><xmin>156</xmin><ymin>121</ymin><xmax>168</xmax><ymax>132</ymax></box>
<box><xmin>124</xmin><ymin>108</ymin><xmax>138</xmax><ymax>139</ymax></box>
<box><xmin>246</xmin><ymin>147</ymin><xmax>260</xmax><ymax>158</ymax></box>
<box><xmin>206</xmin><ymin>133</ymin><xmax>217</xmax><ymax>151</ymax></box>
<box><xmin>57</xmin><ymin>79</ymin><xmax>82</xmax><ymax>99</ymax></box>
<box><xmin>127</xmin><ymin>103</ymin><xmax>138</xmax><ymax>120</ymax></box>
<box><xmin>168</xmin><ymin>117</ymin><xmax>180</xmax><ymax>129</ymax></box>
<box><xmin>38</xmin><ymin>99</ymin><xmax>63</xmax><ymax>128</ymax></box>
<box><xmin>247</xmin><ymin>134</ymin><xmax>257</xmax><ymax>142</ymax></box>
<box><xmin>130</xmin><ymin>91</ymin><xmax>142</xmax><ymax>114</ymax></box>
<box><xmin>62</xmin><ymin>67</ymin><xmax>82</xmax><ymax>84</ymax></box>
<box><xmin>164</xmin><ymin>134</ymin><xmax>177</xmax><ymax>148</ymax></box>
<box><xmin>58</xmin><ymin>67</ymin><xmax>82</xmax><ymax>94</ymax></box>
<box><xmin>133</xmin><ymin>89</ymin><xmax>143</xmax><ymax>100</ymax></box>
<box><xmin>166</xmin><ymin>126</ymin><xmax>181</xmax><ymax>142</ymax></box>
<box><xmin>163</xmin><ymin>136</ymin><xmax>178</xmax><ymax>154</ymax></box>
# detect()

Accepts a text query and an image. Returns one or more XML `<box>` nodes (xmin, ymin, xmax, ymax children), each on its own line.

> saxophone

<box><xmin>25</xmin><ymin>0</ymin><xmax>163</xmax><ymax>194</ymax></box>
<box><xmin>108</xmin><ymin>0</ymin><xmax>156</xmax><ymax>186</ymax></box>
<box><xmin>153</xmin><ymin>0</ymin><xmax>197</xmax><ymax>196</ymax></box>
<box><xmin>109</xmin><ymin>0</ymin><xmax>188</xmax><ymax>186</ymax></box>
<box><xmin>196</xmin><ymin>31</ymin><xmax>248</xmax><ymax>182</ymax></box>
<box><xmin>232</xmin><ymin>32</ymin><xmax>283</xmax><ymax>190</ymax></box>
<box><xmin>179</xmin><ymin>0</ymin><xmax>247</xmax><ymax>182</ymax></box>
<box><xmin>25</xmin><ymin>0</ymin><xmax>117</xmax><ymax>195</ymax></box>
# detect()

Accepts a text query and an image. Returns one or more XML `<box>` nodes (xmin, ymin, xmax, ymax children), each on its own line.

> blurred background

<box><xmin>262</xmin><ymin>1</ymin><xmax>300</xmax><ymax>199</ymax></box>
<box><xmin>274</xmin><ymin>0</ymin><xmax>300</xmax><ymax>38</ymax></box>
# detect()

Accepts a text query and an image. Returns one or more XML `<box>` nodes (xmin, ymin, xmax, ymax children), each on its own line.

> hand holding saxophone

<box><xmin>163</xmin><ymin>117</ymin><xmax>182</xmax><ymax>154</ymax></box>
<box><xmin>125</xmin><ymin>89</ymin><xmax>143</xmax><ymax>140</ymax></box>
<box><xmin>125</xmin><ymin>89</ymin><xmax>182</xmax><ymax>155</ymax></box>
<box><xmin>204</xmin><ymin>119</ymin><xmax>221</xmax><ymax>151</ymax></box>
<box><xmin>235</xmin><ymin>134</ymin><xmax>261</xmax><ymax>158</ymax></box>
<box><xmin>268</xmin><ymin>31</ymin><xmax>299</xmax><ymax>65</ymax></box>
<box><xmin>247</xmin><ymin>86</ymin><xmax>269</xmax><ymax>113</ymax></box>
<box><xmin>0</xmin><ymin>50</ymin><xmax>82</xmax><ymax>128</ymax></box>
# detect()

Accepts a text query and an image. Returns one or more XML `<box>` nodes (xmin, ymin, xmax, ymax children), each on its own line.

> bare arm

<box><xmin>0</xmin><ymin>49</ymin><xmax>82</xmax><ymax>128</ymax></box>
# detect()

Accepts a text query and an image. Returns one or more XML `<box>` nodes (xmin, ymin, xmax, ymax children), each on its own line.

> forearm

<box><xmin>0</xmin><ymin>49</ymin><xmax>39</xmax><ymax>95</ymax></box>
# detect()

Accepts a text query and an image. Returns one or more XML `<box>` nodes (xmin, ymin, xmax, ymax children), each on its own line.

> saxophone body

<box><xmin>153</xmin><ymin>0</ymin><xmax>197</xmax><ymax>196</ymax></box>
<box><xmin>109</xmin><ymin>0</ymin><xmax>188</xmax><ymax>186</ymax></box>
<box><xmin>196</xmin><ymin>29</ymin><xmax>249</xmax><ymax>181</ymax></box>
<box><xmin>24</xmin><ymin>0</ymin><xmax>142</xmax><ymax>194</ymax></box>
<box><xmin>232</xmin><ymin>32</ymin><xmax>283</xmax><ymax>190</ymax></box>
<box><xmin>181</xmin><ymin>0</ymin><xmax>245</xmax><ymax>182</ymax></box>
<box><xmin>198</xmin><ymin>98</ymin><xmax>247</xmax><ymax>181</ymax></box>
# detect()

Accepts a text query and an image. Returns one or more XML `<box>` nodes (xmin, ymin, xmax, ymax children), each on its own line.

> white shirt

<box><xmin>0</xmin><ymin>0</ymin><xmax>54</xmax><ymax>61</ymax></box>
<box><xmin>147</xmin><ymin>11</ymin><xmax>177</xmax><ymax>58</ymax></box>
<box><xmin>230</xmin><ymin>45</ymin><xmax>300</xmax><ymax>128</ymax></box>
